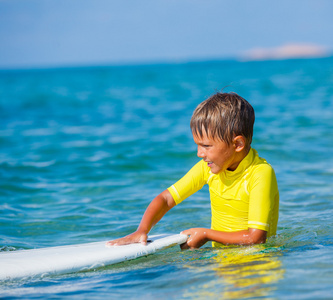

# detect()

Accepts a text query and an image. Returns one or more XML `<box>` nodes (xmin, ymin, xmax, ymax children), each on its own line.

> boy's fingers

<box><xmin>106</xmin><ymin>233</ymin><xmax>148</xmax><ymax>247</ymax></box>
<box><xmin>106</xmin><ymin>239</ymin><xmax>122</xmax><ymax>247</ymax></box>
<box><xmin>106</xmin><ymin>237</ymin><xmax>132</xmax><ymax>247</ymax></box>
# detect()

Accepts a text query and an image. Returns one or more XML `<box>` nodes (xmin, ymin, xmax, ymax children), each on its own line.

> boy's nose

<box><xmin>197</xmin><ymin>147</ymin><xmax>205</xmax><ymax>158</ymax></box>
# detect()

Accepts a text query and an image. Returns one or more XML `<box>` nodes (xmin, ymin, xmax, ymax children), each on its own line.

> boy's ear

<box><xmin>233</xmin><ymin>136</ymin><xmax>246</xmax><ymax>152</ymax></box>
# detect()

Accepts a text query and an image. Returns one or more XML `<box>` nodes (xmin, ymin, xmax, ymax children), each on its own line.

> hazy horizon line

<box><xmin>1</xmin><ymin>52</ymin><xmax>332</xmax><ymax>72</ymax></box>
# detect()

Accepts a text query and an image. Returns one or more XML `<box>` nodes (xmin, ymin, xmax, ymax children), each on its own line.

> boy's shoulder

<box><xmin>248</xmin><ymin>149</ymin><xmax>277</xmax><ymax>184</ymax></box>
<box><xmin>251</xmin><ymin>149</ymin><xmax>275</xmax><ymax>171</ymax></box>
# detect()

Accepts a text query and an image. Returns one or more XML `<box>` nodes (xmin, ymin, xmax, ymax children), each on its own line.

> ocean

<box><xmin>1</xmin><ymin>57</ymin><xmax>333</xmax><ymax>299</ymax></box>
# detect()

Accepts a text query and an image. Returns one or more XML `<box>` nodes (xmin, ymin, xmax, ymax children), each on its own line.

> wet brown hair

<box><xmin>190</xmin><ymin>92</ymin><xmax>255</xmax><ymax>146</ymax></box>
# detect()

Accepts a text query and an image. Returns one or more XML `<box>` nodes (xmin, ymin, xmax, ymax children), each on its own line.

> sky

<box><xmin>0</xmin><ymin>0</ymin><xmax>333</xmax><ymax>69</ymax></box>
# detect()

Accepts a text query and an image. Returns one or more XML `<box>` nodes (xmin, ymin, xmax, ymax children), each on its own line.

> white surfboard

<box><xmin>0</xmin><ymin>234</ymin><xmax>188</xmax><ymax>281</ymax></box>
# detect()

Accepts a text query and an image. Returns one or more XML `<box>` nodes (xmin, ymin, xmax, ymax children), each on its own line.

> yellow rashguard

<box><xmin>167</xmin><ymin>148</ymin><xmax>279</xmax><ymax>247</ymax></box>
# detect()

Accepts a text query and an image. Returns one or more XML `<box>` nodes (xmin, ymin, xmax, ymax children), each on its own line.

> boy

<box><xmin>107</xmin><ymin>92</ymin><xmax>279</xmax><ymax>249</ymax></box>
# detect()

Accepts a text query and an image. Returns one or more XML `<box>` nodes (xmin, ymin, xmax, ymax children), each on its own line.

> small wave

<box><xmin>0</xmin><ymin>246</ymin><xmax>17</xmax><ymax>252</ymax></box>
<box><xmin>22</xmin><ymin>160</ymin><xmax>56</xmax><ymax>168</ymax></box>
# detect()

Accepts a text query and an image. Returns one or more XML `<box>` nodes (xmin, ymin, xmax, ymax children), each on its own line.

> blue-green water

<box><xmin>1</xmin><ymin>57</ymin><xmax>333</xmax><ymax>299</ymax></box>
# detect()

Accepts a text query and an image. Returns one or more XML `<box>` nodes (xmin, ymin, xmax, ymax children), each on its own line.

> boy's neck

<box><xmin>227</xmin><ymin>147</ymin><xmax>251</xmax><ymax>171</ymax></box>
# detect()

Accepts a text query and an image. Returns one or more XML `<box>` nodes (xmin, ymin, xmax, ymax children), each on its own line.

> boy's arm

<box><xmin>106</xmin><ymin>189</ymin><xmax>176</xmax><ymax>246</ymax></box>
<box><xmin>180</xmin><ymin>227</ymin><xmax>267</xmax><ymax>249</ymax></box>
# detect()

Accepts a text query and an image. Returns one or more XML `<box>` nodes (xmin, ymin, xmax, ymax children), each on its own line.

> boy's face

<box><xmin>193</xmin><ymin>132</ymin><xmax>239</xmax><ymax>174</ymax></box>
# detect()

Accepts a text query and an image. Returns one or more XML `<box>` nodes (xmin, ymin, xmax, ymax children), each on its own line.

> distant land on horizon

<box><xmin>1</xmin><ymin>43</ymin><xmax>332</xmax><ymax>71</ymax></box>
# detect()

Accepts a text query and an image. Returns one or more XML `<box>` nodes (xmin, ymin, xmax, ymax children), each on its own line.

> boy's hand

<box><xmin>180</xmin><ymin>228</ymin><xmax>208</xmax><ymax>249</ymax></box>
<box><xmin>106</xmin><ymin>231</ymin><xmax>148</xmax><ymax>247</ymax></box>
